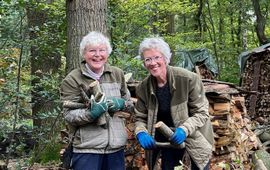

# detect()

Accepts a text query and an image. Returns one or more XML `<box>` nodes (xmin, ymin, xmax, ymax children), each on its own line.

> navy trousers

<box><xmin>153</xmin><ymin>148</ymin><xmax>210</xmax><ymax>170</ymax></box>
<box><xmin>71</xmin><ymin>149</ymin><xmax>125</xmax><ymax>170</ymax></box>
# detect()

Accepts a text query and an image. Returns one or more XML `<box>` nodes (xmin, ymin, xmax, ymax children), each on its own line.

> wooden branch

<box><xmin>89</xmin><ymin>80</ymin><xmax>102</xmax><ymax>94</ymax></box>
<box><xmin>154</xmin><ymin>121</ymin><xmax>185</xmax><ymax>149</ymax></box>
<box><xmin>63</xmin><ymin>101</ymin><xmax>87</xmax><ymax>109</ymax></box>
<box><xmin>88</xmin><ymin>81</ymin><xmax>107</xmax><ymax>126</ymax></box>
<box><xmin>155</xmin><ymin>121</ymin><xmax>174</xmax><ymax>138</ymax></box>
<box><xmin>79</xmin><ymin>84</ymin><xmax>90</xmax><ymax>102</ymax></box>
<box><xmin>156</xmin><ymin>142</ymin><xmax>184</xmax><ymax>149</ymax></box>
<box><xmin>114</xmin><ymin>111</ymin><xmax>131</xmax><ymax>119</ymax></box>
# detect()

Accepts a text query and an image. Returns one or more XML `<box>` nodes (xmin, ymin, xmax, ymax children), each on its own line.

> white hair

<box><xmin>79</xmin><ymin>31</ymin><xmax>112</xmax><ymax>57</ymax></box>
<box><xmin>138</xmin><ymin>37</ymin><xmax>172</xmax><ymax>64</ymax></box>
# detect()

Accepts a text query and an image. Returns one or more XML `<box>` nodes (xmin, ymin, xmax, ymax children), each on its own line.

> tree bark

<box><xmin>26</xmin><ymin>2</ymin><xmax>61</xmax><ymax>128</ymax></box>
<box><xmin>66</xmin><ymin>0</ymin><xmax>108</xmax><ymax>73</ymax></box>
<box><xmin>195</xmin><ymin>0</ymin><xmax>203</xmax><ymax>39</ymax></box>
<box><xmin>166</xmin><ymin>14</ymin><xmax>175</xmax><ymax>34</ymax></box>
<box><xmin>251</xmin><ymin>0</ymin><xmax>269</xmax><ymax>45</ymax></box>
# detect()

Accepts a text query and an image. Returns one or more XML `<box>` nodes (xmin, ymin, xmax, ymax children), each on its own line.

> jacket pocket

<box><xmin>108</xmin><ymin>116</ymin><xmax>128</xmax><ymax>149</ymax></box>
<box><xmin>77</xmin><ymin>124</ymin><xmax>108</xmax><ymax>148</ymax></box>
<box><xmin>172</xmin><ymin>102</ymin><xmax>189</xmax><ymax>126</ymax></box>
<box><xmin>185</xmin><ymin>130</ymin><xmax>212</xmax><ymax>167</ymax></box>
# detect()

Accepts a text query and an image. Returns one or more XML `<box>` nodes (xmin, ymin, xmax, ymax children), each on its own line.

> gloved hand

<box><xmin>170</xmin><ymin>127</ymin><xmax>186</xmax><ymax>144</ymax></box>
<box><xmin>88</xmin><ymin>95</ymin><xmax>108</xmax><ymax>119</ymax></box>
<box><xmin>136</xmin><ymin>132</ymin><xmax>156</xmax><ymax>149</ymax></box>
<box><xmin>106</xmin><ymin>97</ymin><xmax>125</xmax><ymax>112</ymax></box>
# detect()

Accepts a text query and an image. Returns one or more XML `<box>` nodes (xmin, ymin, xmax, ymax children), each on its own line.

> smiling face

<box><xmin>142</xmin><ymin>48</ymin><xmax>167</xmax><ymax>82</ymax></box>
<box><xmin>83</xmin><ymin>44</ymin><xmax>108</xmax><ymax>74</ymax></box>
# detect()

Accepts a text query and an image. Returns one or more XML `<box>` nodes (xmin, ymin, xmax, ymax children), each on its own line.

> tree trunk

<box><xmin>251</xmin><ymin>0</ymin><xmax>269</xmax><ymax>45</ymax></box>
<box><xmin>66</xmin><ymin>0</ymin><xmax>108</xmax><ymax>73</ymax></box>
<box><xmin>217</xmin><ymin>1</ymin><xmax>224</xmax><ymax>50</ymax></box>
<box><xmin>236</xmin><ymin>1</ymin><xmax>243</xmax><ymax>52</ymax></box>
<box><xmin>26</xmin><ymin>3</ymin><xmax>61</xmax><ymax>128</ymax></box>
<box><xmin>195</xmin><ymin>0</ymin><xmax>203</xmax><ymax>39</ymax></box>
<box><xmin>205</xmin><ymin>0</ymin><xmax>219</xmax><ymax>74</ymax></box>
<box><xmin>166</xmin><ymin>14</ymin><xmax>175</xmax><ymax>34</ymax></box>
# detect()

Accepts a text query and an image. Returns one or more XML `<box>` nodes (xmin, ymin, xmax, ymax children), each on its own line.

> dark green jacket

<box><xmin>135</xmin><ymin>66</ymin><xmax>214</xmax><ymax>169</ymax></box>
<box><xmin>60</xmin><ymin>62</ymin><xmax>132</xmax><ymax>153</ymax></box>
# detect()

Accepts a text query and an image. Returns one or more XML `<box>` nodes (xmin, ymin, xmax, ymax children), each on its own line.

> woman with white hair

<box><xmin>60</xmin><ymin>31</ymin><xmax>133</xmax><ymax>170</ymax></box>
<box><xmin>134</xmin><ymin>37</ymin><xmax>214</xmax><ymax>170</ymax></box>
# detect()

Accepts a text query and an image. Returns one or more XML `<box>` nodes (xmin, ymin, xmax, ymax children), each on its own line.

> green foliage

<box><xmin>0</xmin><ymin>0</ymin><xmax>66</xmax><ymax>164</ymax></box>
<box><xmin>218</xmin><ymin>61</ymin><xmax>240</xmax><ymax>85</ymax></box>
<box><xmin>108</xmin><ymin>0</ymin><xmax>270</xmax><ymax>84</ymax></box>
<box><xmin>0</xmin><ymin>48</ymin><xmax>32</xmax><ymax>119</ymax></box>
<box><xmin>0</xmin><ymin>0</ymin><xmax>270</xmax><ymax>167</ymax></box>
<box><xmin>39</xmin><ymin>139</ymin><xmax>62</xmax><ymax>163</ymax></box>
<box><xmin>109</xmin><ymin>53</ymin><xmax>147</xmax><ymax>81</ymax></box>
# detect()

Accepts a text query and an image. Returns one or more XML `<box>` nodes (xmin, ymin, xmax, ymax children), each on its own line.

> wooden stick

<box><xmin>156</xmin><ymin>142</ymin><xmax>185</xmax><ymax>149</ymax></box>
<box><xmin>154</xmin><ymin>121</ymin><xmax>185</xmax><ymax>149</ymax></box>
<box><xmin>155</xmin><ymin>121</ymin><xmax>174</xmax><ymax>139</ymax></box>
<box><xmin>89</xmin><ymin>81</ymin><xmax>107</xmax><ymax>127</ymax></box>
<box><xmin>63</xmin><ymin>101</ymin><xmax>86</xmax><ymax>109</ymax></box>
<box><xmin>114</xmin><ymin>111</ymin><xmax>131</xmax><ymax>119</ymax></box>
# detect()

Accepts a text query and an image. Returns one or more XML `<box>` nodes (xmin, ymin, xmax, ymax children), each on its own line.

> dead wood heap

<box><xmin>241</xmin><ymin>49</ymin><xmax>270</xmax><ymax>121</ymax></box>
<box><xmin>124</xmin><ymin>102</ymin><xmax>148</xmax><ymax>170</ymax></box>
<box><xmin>204</xmin><ymin>82</ymin><xmax>257</xmax><ymax>169</ymax></box>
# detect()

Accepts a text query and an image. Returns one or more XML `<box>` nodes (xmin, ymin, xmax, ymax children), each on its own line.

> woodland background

<box><xmin>0</xmin><ymin>0</ymin><xmax>269</xmax><ymax>168</ymax></box>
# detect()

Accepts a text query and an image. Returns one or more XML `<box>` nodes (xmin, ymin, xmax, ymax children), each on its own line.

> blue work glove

<box><xmin>88</xmin><ymin>95</ymin><xmax>108</xmax><ymax>119</ymax></box>
<box><xmin>170</xmin><ymin>127</ymin><xmax>186</xmax><ymax>144</ymax></box>
<box><xmin>106</xmin><ymin>97</ymin><xmax>125</xmax><ymax>112</ymax></box>
<box><xmin>136</xmin><ymin>132</ymin><xmax>156</xmax><ymax>149</ymax></box>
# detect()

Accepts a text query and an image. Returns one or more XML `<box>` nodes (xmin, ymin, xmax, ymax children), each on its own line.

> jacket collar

<box><xmin>166</xmin><ymin>65</ymin><xmax>177</xmax><ymax>93</ymax></box>
<box><xmin>80</xmin><ymin>60</ymin><xmax>112</xmax><ymax>79</ymax></box>
<box><xmin>148</xmin><ymin>65</ymin><xmax>176</xmax><ymax>95</ymax></box>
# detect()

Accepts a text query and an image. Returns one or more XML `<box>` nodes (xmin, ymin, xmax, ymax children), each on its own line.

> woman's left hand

<box><xmin>170</xmin><ymin>127</ymin><xmax>186</xmax><ymax>144</ymax></box>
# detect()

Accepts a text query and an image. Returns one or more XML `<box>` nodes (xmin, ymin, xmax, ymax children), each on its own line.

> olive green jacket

<box><xmin>60</xmin><ymin>62</ymin><xmax>133</xmax><ymax>154</ymax></box>
<box><xmin>135</xmin><ymin>66</ymin><xmax>214</xmax><ymax>169</ymax></box>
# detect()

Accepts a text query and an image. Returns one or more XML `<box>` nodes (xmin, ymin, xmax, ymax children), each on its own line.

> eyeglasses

<box><xmin>143</xmin><ymin>56</ymin><xmax>163</xmax><ymax>64</ymax></box>
<box><xmin>87</xmin><ymin>49</ymin><xmax>107</xmax><ymax>55</ymax></box>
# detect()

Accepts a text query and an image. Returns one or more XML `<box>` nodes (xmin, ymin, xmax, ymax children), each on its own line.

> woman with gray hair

<box><xmin>134</xmin><ymin>37</ymin><xmax>214</xmax><ymax>170</ymax></box>
<box><xmin>60</xmin><ymin>31</ymin><xmax>133</xmax><ymax>170</ymax></box>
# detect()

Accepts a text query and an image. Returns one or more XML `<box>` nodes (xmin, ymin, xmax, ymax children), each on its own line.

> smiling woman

<box><xmin>60</xmin><ymin>31</ymin><xmax>134</xmax><ymax>170</ymax></box>
<box><xmin>134</xmin><ymin>36</ymin><xmax>214</xmax><ymax>170</ymax></box>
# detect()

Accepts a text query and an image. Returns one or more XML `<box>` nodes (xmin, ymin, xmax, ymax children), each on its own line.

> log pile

<box><xmin>124</xmin><ymin>101</ymin><xmax>148</xmax><ymax>170</ymax></box>
<box><xmin>195</xmin><ymin>64</ymin><xmax>215</xmax><ymax>80</ymax></box>
<box><xmin>241</xmin><ymin>49</ymin><xmax>270</xmax><ymax>121</ymax></box>
<box><xmin>203</xmin><ymin>82</ymin><xmax>258</xmax><ymax>169</ymax></box>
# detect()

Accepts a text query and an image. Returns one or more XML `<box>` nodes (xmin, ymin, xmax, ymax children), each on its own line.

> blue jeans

<box><xmin>71</xmin><ymin>149</ymin><xmax>125</xmax><ymax>170</ymax></box>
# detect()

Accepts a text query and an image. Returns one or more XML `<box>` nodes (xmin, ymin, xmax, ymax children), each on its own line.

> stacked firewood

<box><xmin>124</xmin><ymin>99</ymin><xmax>148</xmax><ymax>170</ymax></box>
<box><xmin>203</xmin><ymin>82</ymin><xmax>258</xmax><ymax>169</ymax></box>
<box><xmin>195</xmin><ymin>64</ymin><xmax>215</xmax><ymax>80</ymax></box>
<box><xmin>241</xmin><ymin>51</ymin><xmax>270</xmax><ymax>120</ymax></box>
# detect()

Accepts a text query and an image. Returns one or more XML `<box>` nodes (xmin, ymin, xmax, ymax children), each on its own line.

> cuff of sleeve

<box><xmin>135</xmin><ymin>127</ymin><xmax>148</xmax><ymax>136</ymax></box>
<box><xmin>180</xmin><ymin>126</ymin><xmax>189</xmax><ymax>137</ymax></box>
<box><xmin>85</xmin><ymin>109</ymin><xmax>96</xmax><ymax>121</ymax></box>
